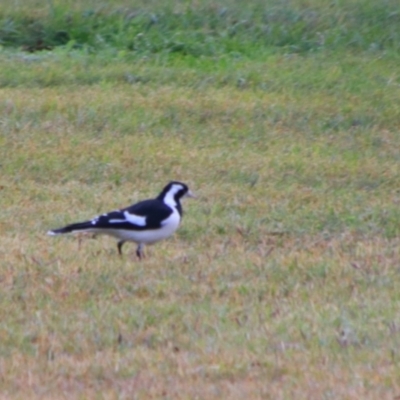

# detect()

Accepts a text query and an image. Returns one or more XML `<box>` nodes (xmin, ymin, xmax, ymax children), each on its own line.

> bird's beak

<box><xmin>186</xmin><ymin>190</ymin><xmax>196</xmax><ymax>199</ymax></box>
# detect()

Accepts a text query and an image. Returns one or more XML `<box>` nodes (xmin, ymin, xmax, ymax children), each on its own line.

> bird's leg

<box><xmin>136</xmin><ymin>244</ymin><xmax>144</xmax><ymax>260</ymax></box>
<box><xmin>117</xmin><ymin>240</ymin><xmax>125</xmax><ymax>256</ymax></box>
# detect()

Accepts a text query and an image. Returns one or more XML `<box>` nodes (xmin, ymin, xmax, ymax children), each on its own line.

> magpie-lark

<box><xmin>47</xmin><ymin>181</ymin><xmax>194</xmax><ymax>259</ymax></box>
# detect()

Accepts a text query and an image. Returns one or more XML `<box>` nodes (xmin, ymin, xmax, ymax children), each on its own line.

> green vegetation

<box><xmin>1</xmin><ymin>0</ymin><xmax>400</xmax><ymax>398</ymax></box>
<box><xmin>1</xmin><ymin>0</ymin><xmax>400</xmax><ymax>54</ymax></box>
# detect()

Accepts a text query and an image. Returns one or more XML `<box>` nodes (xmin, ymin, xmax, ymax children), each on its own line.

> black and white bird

<box><xmin>47</xmin><ymin>181</ymin><xmax>194</xmax><ymax>259</ymax></box>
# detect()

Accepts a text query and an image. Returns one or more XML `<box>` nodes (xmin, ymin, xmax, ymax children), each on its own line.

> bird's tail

<box><xmin>47</xmin><ymin>221</ymin><xmax>95</xmax><ymax>236</ymax></box>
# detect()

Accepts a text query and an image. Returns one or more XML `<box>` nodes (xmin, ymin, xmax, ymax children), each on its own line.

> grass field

<box><xmin>1</xmin><ymin>0</ymin><xmax>400</xmax><ymax>398</ymax></box>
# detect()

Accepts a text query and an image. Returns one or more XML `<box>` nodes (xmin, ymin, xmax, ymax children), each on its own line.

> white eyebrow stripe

<box><xmin>123</xmin><ymin>211</ymin><xmax>147</xmax><ymax>226</ymax></box>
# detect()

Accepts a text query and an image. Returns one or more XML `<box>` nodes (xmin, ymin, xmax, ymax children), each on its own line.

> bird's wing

<box><xmin>91</xmin><ymin>200</ymin><xmax>173</xmax><ymax>231</ymax></box>
<box><xmin>122</xmin><ymin>199</ymin><xmax>173</xmax><ymax>229</ymax></box>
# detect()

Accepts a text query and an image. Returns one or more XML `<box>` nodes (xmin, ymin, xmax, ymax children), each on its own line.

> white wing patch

<box><xmin>108</xmin><ymin>219</ymin><xmax>128</xmax><ymax>223</ymax></box>
<box><xmin>123</xmin><ymin>211</ymin><xmax>146</xmax><ymax>226</ymax></box>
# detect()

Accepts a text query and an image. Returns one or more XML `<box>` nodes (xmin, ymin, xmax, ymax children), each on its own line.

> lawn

<box><xmin>1</xmin><ymin>0</ymin><xmax>400</xmax><ymax>398</ymax></box>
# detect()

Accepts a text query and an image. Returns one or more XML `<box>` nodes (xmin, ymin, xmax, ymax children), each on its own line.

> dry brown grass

<box><xmin>0</xmin><ymin>46</ymin><xmax>400</xmax><ymax>398</ymax></box>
